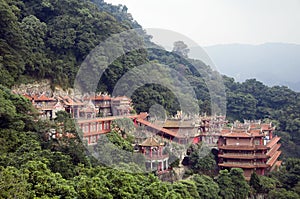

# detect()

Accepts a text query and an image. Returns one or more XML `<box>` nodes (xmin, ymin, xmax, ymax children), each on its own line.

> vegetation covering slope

<box><xmin>0</xmin><ymin>0</ymin><xmax>300</xmax><ymax>198</ymax></box>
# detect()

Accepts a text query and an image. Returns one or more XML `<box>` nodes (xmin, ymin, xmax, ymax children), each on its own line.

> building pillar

<box><xmin>102</xmin><ymin>121</ymin><xmax>104</xmax><ymax>130</ymax></box>
<box><xmin>88</xmin><ymin>123</ymin><xmax>91</xmax><ymax>133</ymax></box>
<box><xmin>158</xmin><ymin>146</ymin><xmax>160</xmax><ymax>157</ymax></box>
<box><xmin>166</xmin><ymin>158</ymin><xmax>168</xmax><ymax>169</ymax></box>
<box><xmin>150</xmin><ymin>147</ymin><xmax>152</xmax><ymax>158</ymax></box>
<box><xmin>150</xmin><ymin>161</ymin><xmax>153</xmax><ymax>171</ymax></box>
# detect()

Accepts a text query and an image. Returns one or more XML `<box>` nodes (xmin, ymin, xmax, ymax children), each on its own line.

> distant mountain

<box><xmin>204</xmin><ymin>43</ymin><xmax>300</xmax><ymax>92</ymax></box>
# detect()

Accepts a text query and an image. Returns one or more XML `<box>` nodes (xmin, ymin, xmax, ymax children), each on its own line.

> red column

<box><xmin>150</xmin><ymin>147</ymin><xmax>152</xmax><ymax>158</ymax></box>
<box><xmin>160</xmin><ymin>146</ymin><xmax>162</xmax><ymax>156</ymax></box>
<box><xmin>102</xmin><ymin>121</ymin><xmax>104</xmax><ymax>130</ymax></box>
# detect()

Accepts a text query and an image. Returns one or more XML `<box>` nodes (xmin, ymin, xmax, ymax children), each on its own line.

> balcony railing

<box><xmin>219</xmin><ymin>145</ymin><xmax>267</xmax><ymax>150</ymax></box>
<box><xmin>219</xmin><ymin>153</ymin><xmax>269</xmax><ymax>159</ymax></box>
<box><xmin>218</xmin><ymin>162</ymin><xmax>269</xmax><ymax>168</ymax></box>
<box><xmin>144</xmin><ymin>154</ymin><xmax>169</xmax><ymax>161</ymax></box>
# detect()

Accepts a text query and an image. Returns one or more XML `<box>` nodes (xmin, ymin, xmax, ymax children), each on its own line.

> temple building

<box><xmin>23</xmin><ymin>93</ymin><xmax>65</xmax><ymax>119</ymax></box>
<box><xmin>111</xmin><ymin>96</ymin><xmax>132</xmax><ymax>116</ymax></box>
<box><xmin>87</xmin><ymin>94</ymin><xmax>112</xmax><ymax>117</ymax></box>
<box><xmin>162</xmin><ymin>119</ymin><xmax>200</xmax><ymax>144</ymax></box>
<box><xmin>218</xmin><ymin>120</ymin><xmax>281</xmax><ymax>180</ymax></box>
<box><xmin>138</xmin><ymin>137</ymin><xmax>169</xmax><ymax>172</ymax></box>
<box><xmin>199</xmin><ymin>115</ymin><xmax>227</xmax><ymax>146</ymax></box>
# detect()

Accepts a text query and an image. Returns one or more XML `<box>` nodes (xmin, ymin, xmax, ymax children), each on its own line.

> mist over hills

<box><xmin>204</xmin><ymin>43</ymin><xmax>300</xmax><ymax>92</ymax></box>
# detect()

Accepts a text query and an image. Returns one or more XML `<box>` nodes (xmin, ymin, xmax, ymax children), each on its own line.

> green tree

<box><xmin>250</xmin><ymin>172</ymin><xmax>262</xmax><ymax>194</ymax></box>
<box><xmin>192</xmin><ymin>174</ymin><xmax>221</xmax><ymax>199</ymax></box>
<box><xmin>0</xmin><ymin>166</ymin><xmax>33</xmax><ymax>198</ymax></box>
<box><xmin>217</xmin><ymin>169</ymin><xmax>235</xmax><ymax>199</ymax></box>
<box><xmin>268</xmin><ymin>188</ymin><xmax>299</xmax><ymax>199</ymax></box>
<box><xmin>172</xmin><ymin>180</ymin><xmax>200</xmax><ymax>198</ymax></box>
<box><xmin>229</xmin><ymin>168</ymin><xmax>250</xmax><ymax>199</ymax></box>
<box><xmin>172</xmin><ymin>41</ymin><xmax>190</xmax><ymax>58</ymax></box>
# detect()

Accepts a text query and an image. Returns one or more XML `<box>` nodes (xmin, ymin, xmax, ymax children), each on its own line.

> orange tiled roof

<box><xmin>62</xmin><ymin>96</ymin><xmax>84</xmax><ymax>106</ymax></box>
<box><xmin>139</xmin><ymin>137</ymin><xmax>161</xmax><ymax>147</ymax></box>
<box><xmin>34</xmin><ymin>94</ymin><xmax>55</xmax><ymax>101</ymax></box>
<box><xmin>163</xmin><ymin>120</ymin><xmax>195</xmax><ymax>128</ymax></box>
<box><xmin>267</xmin><ymin>150</ymin><xmax>281</xmax><ymax>167</ymax></box>
<box><xmin>267</xmin><ymin>136</ymin><xmax>281</xmax><ymax>148</ymax></box>
<box><xmin>85</xmin><ymin>95</ymin><xmax>111</xmax><ymax>101</ymax></box>
<box><xmin>136</xmin><ymin>119</ymin><xmax>185</xmax><ymax>138</ymax></box>
<box><xmin>111</xmin><ymin>96</ymin><xmax>131</xmax><ymax>101</ymax></box>
<box><xmin>23</xmin><ymin>94</ymin><xmax>33</xmax><ymax>100</ymax></box>
<box><xmin>222</xmin><ymin>131</ymin><xmax>252</xmax><ymax>138</ymax></box>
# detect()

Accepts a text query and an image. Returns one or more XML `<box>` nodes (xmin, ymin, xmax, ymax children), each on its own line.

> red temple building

<box><xmin>77</xmin><ymin>113</ymin><xmax>148</xmax><ymax>145</ymax></box>
<box><xmin>218</xmin><ymin>120</ymin><xmax>281</xmax><ymax>180</ymax></box>
<box><xmin>138</xmin><ymin>137</ymin><xmax>169</xmax><ymax>171</ymax></box>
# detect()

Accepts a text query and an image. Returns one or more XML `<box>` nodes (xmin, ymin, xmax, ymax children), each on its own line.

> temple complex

<box><xmin>19</xmin><ymin>92</ymin><xmax>133</xmax><ymax>120</ymax></box>
<box><xmin>15</xmin><ymin>89</ymin><xmax>282</xmax><ymax>178</ymax></box>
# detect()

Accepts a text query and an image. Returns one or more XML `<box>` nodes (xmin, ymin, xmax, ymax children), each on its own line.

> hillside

<box><xmin>1</xmin><ymin>0</ymin><xmax>300</xmax><ymax>197</ymax></box>
<box><xmin>204</xmin><ymin>43</ymin><xmax>300</xmax><ymax>91</ymax></box>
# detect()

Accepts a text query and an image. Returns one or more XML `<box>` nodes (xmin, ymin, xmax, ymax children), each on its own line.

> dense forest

<box><xmin>1</xmin><ymin>0</ymin><xmax>300</xmax><ymax>198</ymax></box>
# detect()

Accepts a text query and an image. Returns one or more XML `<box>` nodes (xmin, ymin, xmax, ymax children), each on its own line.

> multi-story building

<box><xmin>218</xmin><ymin>120</ymin><xmax>281</xmax><ymax>179</ymax></box>
<box><xmin>138</xmin><ymin>136</ymin><xmax>169</xmax><ymax>172</ymax></box>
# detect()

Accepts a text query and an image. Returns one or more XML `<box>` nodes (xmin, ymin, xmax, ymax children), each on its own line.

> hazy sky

<box><xmin>105</xmin><ymin>0</ymin><xmax>300</xmax><ymax>46</ymax></box>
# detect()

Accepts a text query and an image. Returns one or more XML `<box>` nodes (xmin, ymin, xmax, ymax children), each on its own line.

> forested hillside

<box><xmin>0</xmin><ymin>0</ymin><xmax>140</xmax><ymax>88</ymax></box>
<box><xmin>1</xmin><ymin>85</ymin><xmax>299</xmax><ymax>198</ymax></box>
<box><xmin>1</xmin><ymin>0</ymin><xmax>300</xmax><ymax>198</ymax></box>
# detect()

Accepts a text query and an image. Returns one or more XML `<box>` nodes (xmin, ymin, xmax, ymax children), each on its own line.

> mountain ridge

<box><xmin>204</xmin><ymin>42</ymin><xmax>300</xmax><ymax>91</ymax></box>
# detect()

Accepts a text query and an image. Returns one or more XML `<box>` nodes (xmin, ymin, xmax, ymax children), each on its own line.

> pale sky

<box><xmin>104</xmin><ymin>0</ymin><xmax>300</xmax><ymax>46</ymax></box>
